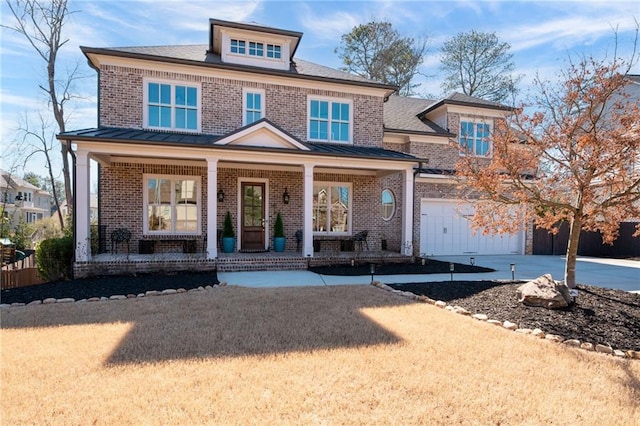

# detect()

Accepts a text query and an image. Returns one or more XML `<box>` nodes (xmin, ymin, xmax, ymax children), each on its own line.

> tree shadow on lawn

<box><xmin>1</xmin><ymin>285</ymin><xmax>408</xmax><ymax>365</ymax></box>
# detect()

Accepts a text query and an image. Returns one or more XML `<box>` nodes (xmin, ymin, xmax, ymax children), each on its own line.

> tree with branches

<box><xmin>455</xmin><ymin>29</ymin><xmax>639</xmax><ymax>288</ymax></box>
<box><xmin>440</xmin><ymin>30</ymin><xmax>521</xmax><ymax>103</ymax></box>
<box><xmin>4</xmin><ymin>0</ymin><xmax>79</xmax><ymax>222</ymax></box>
<box><xmin>336</xmin><ymin>21</ymin><xmax>427</xmax><ymax>96</ymax></box>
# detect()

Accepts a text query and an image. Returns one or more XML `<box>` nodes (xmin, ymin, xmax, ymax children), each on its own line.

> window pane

<box><xmin>187</xmin><ymin>109</ymin><xmax>197</xmax><ymax>129</ymax></box>
<box><xmin>187</xmin><ymin>87</ymin><xmax>197</xmax><ymax>107</ymax></box>
<box><xmin>253</xmin><ymin>93</ymin><xmax>261</xmax><ymax>109</ymax></box>
<box><xmin>148</xmin><ymin>83</ymin><xmax>159</xmax><ymax>103</ymax></box>
<box><xmin>246</xmin><ymin>93</ymin><xmax>254</xmax><ymax>109</ymax></box>
<box><xmin>175</xmin><ymin>86</ymin><xmax>185</xmax><ymax>106</ymax></box>
<box><xmin>319</xmin><ymin>101</ymin><xmax>328</xmax><ymax>119</ymax></box>
<box><xmin>149</xmin><ymin>106</ymin><xmax>159</xmax><ymax>127</ymax></box>
<box><xmin>160</xmin><ymin>84</ymin><xmax>171</xmax><ymax>104</ymax></box>
<box><xmin>148</xmin><ymin>205</ymin><xmax>171</xmax><ymax>231</ymax></box>
<box><xmin>381</xmin><ymin>189</ymin><xmax>395</xmax><ymax>221</ymax></box>
<box><xmin>318</xmin><ymin>121</ymin><xmax>328</xmax><ymax>140</ymax></box>
<box><xmin>175</xmin><ymin>204</ymin><xmax>197</xmax><ymax>232</ymax></box>
<box><xmin>330</xmin><ymin>186</ymin><xmax>349</xmax><ymax>232</ymax></box>
<box><xmin>175</xmin><ymin>108</ymin><xmax>186</xmax><ymax>129</ymax></box>
<box><xmin>341</xmin><ymin>103</ymin><xmax>349</xmax><ymax>120</ymax></box>
<box><xmin>310</xmin><ymin>100</ymin><xmax>319</xmax><ymax>118</ymax></box>
<box><xmin>160</xmin><ymin>106</ymin><xmax>172</xmax><ymax>127</ymax></box>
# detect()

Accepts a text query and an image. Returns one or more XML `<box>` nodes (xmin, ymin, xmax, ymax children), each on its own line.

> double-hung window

<box><xmin>313</xmin><ymin>183</ymin><xmax>351</xmax><ymax>234</ymax></box>
<box><xmin>145</xmin><ymin>175</ymin><xmax>200</xmax><ymax>235</ymax></box>
<box><xmin>146</xmin><ymin>81</ymin><xmax>200</xmax><ymax>131</ymax></box>
<box><xmin>460</xmin><ymin>119</ymin><xmax>491</xmax><ymax>156</ymax></box>
<box><xmin>243</xmin><ymin>89</ymin><xmax>264</xmax><ymax>125</ymax></box>
<box><xmin>308</xmin><ymin>98</ymin><xmax>351</xmax><ymax>143</ymax></box>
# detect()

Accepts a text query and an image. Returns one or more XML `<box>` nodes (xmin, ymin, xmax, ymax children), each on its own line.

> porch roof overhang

<box><xmin>58</xmin><ymin>126</ymin><xmax>420</xmax><ymax>173</ymax></box>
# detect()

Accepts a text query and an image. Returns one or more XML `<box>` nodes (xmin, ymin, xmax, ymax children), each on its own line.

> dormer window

<box><xmin>248</xmin><ymin>41</ymin><xmax>264</xmax><ymax>56</ymax></box>
<box><xmin>266</xmin><ymin>44</ymin><xmax>281</xmax><ymax>59</ymax></box>
<box><xmin>230</xmin><ymin>38</ymin><xmax>282</xmax><ymax>61</ymax></box>
<box><xmin>230</xmin><ymin>39</ymin><xmax>246</xmax><ymax>54</ymax></box>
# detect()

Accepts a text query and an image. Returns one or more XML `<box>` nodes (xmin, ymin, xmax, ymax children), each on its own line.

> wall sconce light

<box><xmin>470</xmin><ymin>257</ymin><xmax>475</xmax><ymax>266</ymax></box>
<box><xmin>282</xmin><ymin>187</ymin><xmax>290</xmax><ymax>204</ymax></box>
<box><xmin>510</xmin><ymin>263</ymin><xmax>516</xmax><ymax>281</ymax></box>
<box><xmin>217</xmin><ymin>188</ymin><xmax>225</xmax><ymax>203</ymax></box>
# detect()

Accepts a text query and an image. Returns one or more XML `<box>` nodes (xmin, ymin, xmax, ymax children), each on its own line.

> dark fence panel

<box><xmin>533</xmin><ymin>222</ymin><xmax>640</xmax><ymax>257</ymax></box>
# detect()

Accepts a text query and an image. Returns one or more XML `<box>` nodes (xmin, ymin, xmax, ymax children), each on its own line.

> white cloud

<box><xmin>298</xmin><ymin>4</ymin><xmax>362</xmax><ymax>41</ymax></box>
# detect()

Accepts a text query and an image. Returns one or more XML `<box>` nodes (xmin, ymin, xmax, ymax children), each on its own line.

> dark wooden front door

<box><xmin>241</xmin><ymin>182</ymin><xmax>265</xmax><ymax>251</ymax></box>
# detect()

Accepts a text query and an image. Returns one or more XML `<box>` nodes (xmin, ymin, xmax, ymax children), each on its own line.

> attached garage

<box><xmin>419</xmin><ymin>199</ymin><xmax>524</xmax><ymax>256</ymax></box>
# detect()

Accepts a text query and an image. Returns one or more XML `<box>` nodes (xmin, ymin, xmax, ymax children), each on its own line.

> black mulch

<box><xmin>390</xmin><ymin>281</ymin><xmax>640</xmax><ymax>351</ymax></box>
<box><xmin>1</xmin><ymin>271</ymin><xmax>219</xmax><ymax>305</ymax></box>
<box><xmin>309</xmin><ymin>259</ymin><xmax>493</xmax><ymax>276</ymax></box>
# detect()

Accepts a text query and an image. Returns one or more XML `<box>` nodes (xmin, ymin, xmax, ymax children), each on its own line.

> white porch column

<box><xmin>206</xmin><ymin>157</ymin><xmax>218</xmax><ymax>259</ymax></box>
<box><xmin>401</xmin><ymin>167</ymin><xmax>415</xmax><ymax>256</ymax></box>
<box><xmin>75</xmin><ymin>148</ymin><xmax>91</xmax><ymax>262</ymax></box>
<box><xmin>302</xmin><ymin>163</ymin><xmax>314</xmax><ymax>257</ymax></box>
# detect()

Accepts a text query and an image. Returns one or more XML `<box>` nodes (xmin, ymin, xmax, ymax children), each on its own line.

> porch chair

<box><xmin>111</xmin><ymin>228</ymin><xmax>131</xmax><ymax>254</ymax></box>
<box><xmin>351</xmin><ymin>230</ymin><xmax>369</xmax><ymax>251</ymax></box>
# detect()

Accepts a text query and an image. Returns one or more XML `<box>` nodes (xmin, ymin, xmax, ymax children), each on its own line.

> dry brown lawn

<box><xmin>2</xmin><ymin>285</ymin><xmax>639</xmax><ymax>425</ymax></box>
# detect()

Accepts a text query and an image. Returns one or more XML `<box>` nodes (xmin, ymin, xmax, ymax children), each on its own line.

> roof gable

<box><xmin>214</xmin><ymin>119</ymin><xmax>309</xmax><ymax>151</ymax></box>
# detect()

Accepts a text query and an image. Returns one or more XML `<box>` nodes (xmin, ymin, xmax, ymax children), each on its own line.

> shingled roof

<box><xmin>383</xmin><ymin>95</ymin><xmax>453</xmax><ymax>136</ymax></box>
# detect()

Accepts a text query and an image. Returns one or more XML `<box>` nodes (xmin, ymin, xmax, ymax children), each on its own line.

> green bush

<box><xmin>36</xmin><ymin>235</ymin><xmax>73</xmax><ymax>282</ymax></box>
<box><xmin>222</xmin><ymin>211</ymin><xmax>235</xmax><ymax>238</ymax></box>
<box><xmin>274</xmin><ymin>212</ymin><xmax>284</xmax><ymax>238</ymax></box>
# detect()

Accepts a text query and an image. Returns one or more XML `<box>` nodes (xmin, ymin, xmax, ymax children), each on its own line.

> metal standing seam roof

<box><xmin>58</xmin><ymin>127</ymin><xmax>420</xmax><ymax>162</ymax></box>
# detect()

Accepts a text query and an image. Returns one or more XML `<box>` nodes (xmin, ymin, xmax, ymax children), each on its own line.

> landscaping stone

<box><xmin>11</xmin><ymin>302</ymin><xmax>25</xmax><ymax>307</ymax></box>
<box><xmin>563</xmin><ymin>339</ymin><xmax>581</xmax><ymax>347</ymax></box>
<box><xmin>177</xmin><ymin>288</ymin><xmax>187</xmax><ymax>293</ymax></box>
<box><xmin>595</xmin><ymin>344</ymin><xmax>613</xmax><ymax>354</ymax></box>
<box><xmin>545</xmin><ymin>334</ymin><xmax>564</xmax><ymax>342</ymax></box>
<box><xmin>161</xmin><ymin>289</ymin><xmax>177</xmax><ymax>295</ymax></box>
<box><xmin>472</xmin><ymin>314</ymin><xmax>488</xmax><ymax>321</ymax></box>
<box><xmin>205</xmin><ymin>285</ymin><xmax>213</xmax><ymax>290</ymax></box>
<box><xmin>137</xmin><ymin>294</ymin><xmax>145</xmax><ymax>298</ymax></box>
<box><xmin>503</xmin><ymin>321</ymin><xmax>518</xmax><ymax>330</ymax></box>
<box><xmin>76</xmin><ymin>299</ymin><xmax>87</xmax><ymax>303</ymax></box>
<box><xmin>532</xmin><ymin>329</ymin><xmax>545</xmax><ymax>338</ymax></box>
<box><xmin>613</xmin><ymin>350</ymin><xmax>626</xmax><ymax>358</ymax></box>
<box><xmin>87</xmin><ymin>297</ymin><xmax>100</xmax><ymax>302</ymax></box>
<box><xmin>100</xmin><ymin>297</ymin><xmax>108</xmax><ymax>301</ymax></box>
<box><xmin>487</xmin><ymin>319</ymin><xmax>502</xmax><ymax>326</ymax></box>
<box><xmin>197</xmin><ymin>286</ymin><xmax>205</xmax><ymax>291</ymax></box>
<box><xmin>56</xmin><ymin>298</ymin><xmax>75</xmax><ymax>303</ymax></box>
<box><xmin>515</xmin><ymin>328</ymin><xmax>532</xmax><ymax>334</ymax></box>
<box><xmin>435</xmin><ymin>301</ymin><xmax>446</xmax><ymax>308</ymax></box>
<box><xmin>516</xmin><ymin>274</ymin><xmax>572</xmax><ymax>309</ymax></box>
<box><xmin>43</xmin><ymin>298</ymin><xmax>56</xmax><ymax>304</ymax></box>
<box><xmin>452</xmin><ymin>306</ymin><xmax>471</xmax><ymax>315</ymax></box>
<box><xmin>626</xmin><ymin>350</ymin><xmax>640</xmax><ymax>359</ymax></box>
<box><xmin>0</xmin><ymin>304</ymin><xmax>10</xmax><ymax>309</ymax></box>
<box><xmin>580</xmin><ymin>342</ymin><xmax>594</xmax><ymax>351</ymax></box>
<box><xmin>27</xmin><ymin>300</ymin><xmax>42</xmax><ymax>306</ymax></box>
<box><xmin>110</xmin><ymin>295</ymin><xmax>126</xmax><ymax>300</ymax></box>
<box><xmin>145</xmin><ymin>290</ymin><xmax>159</xmax><ymax>296</ymax></box>
<box><xmin>126</xmin><ymin>294</ymin><xmax>136</xmax><ymax>299</ymax></box>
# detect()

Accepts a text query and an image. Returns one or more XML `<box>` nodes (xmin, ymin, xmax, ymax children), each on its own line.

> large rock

<box><xmin>516</xmin><ymin>274</ymin><xmax>572</xmax><ymax>309</ymax></box>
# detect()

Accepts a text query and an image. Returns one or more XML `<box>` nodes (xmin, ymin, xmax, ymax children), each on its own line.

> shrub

<box><xmin>36</xmin><ymin>235</ymin><xmax>73</xmax><ymax>282</ymax></box>
<box><xmin>222</xmin><ymin>211</ymin><xmax>235</xmax><ymax>238</ymax></box>
<box><xmin>274</xmin><ymin>213</ymin><xmax>284</xmax><ymax>238</ymax></box>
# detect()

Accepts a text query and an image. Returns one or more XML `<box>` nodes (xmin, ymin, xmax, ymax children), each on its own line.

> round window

<box><xmin>381</xmin><ymin>189</ymin><xmax>395</xmax><ymax>221</ymax></box>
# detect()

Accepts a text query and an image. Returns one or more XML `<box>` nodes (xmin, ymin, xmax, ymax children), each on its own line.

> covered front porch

<box><xmin>67</xmin><ymin>123</ymin><xmax>418</xmax><ymax>277</ymax></box>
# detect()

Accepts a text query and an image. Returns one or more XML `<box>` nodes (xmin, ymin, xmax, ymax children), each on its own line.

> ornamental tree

<box><xmin>456</xmin><ymin>36</ymin><xmax>639</xmax><ymax>288</ymax></box>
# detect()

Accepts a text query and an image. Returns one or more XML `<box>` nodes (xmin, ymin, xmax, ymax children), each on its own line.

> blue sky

<box><xmin>1</xmin><ymin>0</ymin><xmax>639</xmax><ymax>176</ymax></box>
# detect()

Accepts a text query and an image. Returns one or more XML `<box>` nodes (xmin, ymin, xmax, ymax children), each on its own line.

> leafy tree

<box><xmin>12</xmin><ymin>215</ymin><xmax>34</xmax><ymax>251</ymax></box>
<box><xmin>4</xmin><ymin>0</ymin><xmax>80</xmax><ymax>223</ymax></box>
<box><xmin>455</xmin><ymin>30</ymin><xmax>639</xmax><ymax>289</ymax></box>
<box><xmin>336</xmin><ymin>21</ymin><xmax>427</xmax><ymax>96</ymax></box>
<box><xmin>23</xmin><ymin>172</ymin><xmax>41</xmax><ymax>188</ymax></box>
<box><xmin>440</xmin><ymin>30</ymin><xmax>520</xmax><ymax>103</ymax></box>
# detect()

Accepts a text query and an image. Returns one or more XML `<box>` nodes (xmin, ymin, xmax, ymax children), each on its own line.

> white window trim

<box><xmin>459</xmin><ymin>117</ymin><xmax>493</xmax><ymax>158</ymax></box>
<box><xmin>142</xmin><ymin>78</ymin><xmax>202</xmax><ymax>133</ymax></box>
<box><xmin>381</xmin><ymin>188</ymin><xmax>396</xmax><ymax>222</ymax></box>
<box><xmin>242</xmin><ymin>88</ymin><xmax>266</xmax><ymax>126</ymax></box>
<box><xmin>307</xmin><ymin>96</ymin><xmax>354</xmax><ymax>144</ymax></box>
<box><xmin>228</xmin><ymin>37</ymin><xmax>283</xmax><ymax>62</ymax></box>
<box><xmin>143</xmin><ymin>174</ymin><xmax>202</xmax><ymax>236</ymax></box>
<box><xmin>312</xmin><ymin>181</ymin><xmax>353</xmax><ymax>236</ymax></box>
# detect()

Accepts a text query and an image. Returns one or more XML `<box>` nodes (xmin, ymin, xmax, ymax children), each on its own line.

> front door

<box><xmin>241</xmin><ymin>182</ymin><xmax>265</xmax><ymax>251</ymax></box>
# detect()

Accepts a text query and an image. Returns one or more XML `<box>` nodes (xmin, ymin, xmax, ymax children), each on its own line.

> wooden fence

<box><xmin>533</xmin><ymin>222</ymin><xmax>640</xmax><ymax>257</ymax></box>
<box><xmin>1</xmin><ymin>253</ymin><xmax>45</xmax><ymax>289</ymax></box>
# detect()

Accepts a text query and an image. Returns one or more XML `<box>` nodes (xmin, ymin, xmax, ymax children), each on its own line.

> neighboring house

<box><xmin>0</xmin><ymin>170</ymin><xmax>52</xmax><ymax>228</ymax></box>
<box><xmin>59</xmin><ymin>193</ymin><xmax>98</xmax><ymax>223</ymax></box>
<box><xmin>60</xmin><ymin>18</ymin><xmax>522</xmax><ymax>276</ymax></box>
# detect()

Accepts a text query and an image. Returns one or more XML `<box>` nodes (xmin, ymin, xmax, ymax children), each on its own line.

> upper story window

<box><xmin>266</xmin><ymin>44</ymin><xmax>281</xmax><ymax>59</ymax></box>
<box><xmin>243</xmin><ymin>89</ymin><xmax>265</xmax><ymax>125</ymax></box>
<box><xmin>229</xmin><ymin>38</ymin><xmax>282</xmax><ymax>61</ymax></box>
<box><xmin>308</xmin><ymin>98</ymin><xmax>352</xmax><ymax>143</ymax></box>
<box><xmin>460</xmin><ymin>119</ymin><xmax>491</xmax><ymax>157</ymax></box>
<box><xmin>145</xmin><ymin>81</ymin><xmax>200</xmax><ymax>132</ymax></box>
<box><xmin>230</xmin><ymin>39</ymin><xmax>246</xmax><ymax>54</ymax></box>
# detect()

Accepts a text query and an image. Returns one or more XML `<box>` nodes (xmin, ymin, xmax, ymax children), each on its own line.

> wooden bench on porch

<box><xmin>139</xmin><ymin>235</ymin><xmax>203</xmax><ymax>254</ymax></box>
<box><xmin>301</xmin><ymin>230</ymin><xmax>369</xmax><ymax>252</ymax></box>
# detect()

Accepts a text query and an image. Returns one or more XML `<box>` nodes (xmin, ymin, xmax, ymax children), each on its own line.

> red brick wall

<box><xmin>99</xmin><ymin>65</ymin><xmax>384</xmax><ymax>147</ymax></box>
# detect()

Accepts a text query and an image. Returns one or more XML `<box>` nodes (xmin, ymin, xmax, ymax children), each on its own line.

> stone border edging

<box><xmin>370</xmin><ymin>280</ymin><xmax>640</xmax><ymax>361</ymax></box>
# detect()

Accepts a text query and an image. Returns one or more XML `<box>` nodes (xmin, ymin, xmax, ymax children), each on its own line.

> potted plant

<box><xmin>380</xmin><ymin>234</ymin><xmax>388</xmax><ymax>251</ymax></box>
<box><xmin>273</xmin><ymin>212</ymin><xmax>286</xmax><ymax>252</ymax></box>
<box><xmin>221</xmin><ymin>211</ymin><xmax>235</xmax><ymax>253</ymax></box>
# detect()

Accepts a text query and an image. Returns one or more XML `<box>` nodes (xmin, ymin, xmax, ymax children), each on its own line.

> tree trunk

<box><xmin>564</xmin><ymin>216</ymin><xmax>582</xmax><ymax>289</ymax></box>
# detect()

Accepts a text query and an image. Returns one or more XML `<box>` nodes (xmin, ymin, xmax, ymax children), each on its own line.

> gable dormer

<box><xmin>209</xmin><ymin>19</ymin><xmax>302</xmax><ymax>71</ymax></box>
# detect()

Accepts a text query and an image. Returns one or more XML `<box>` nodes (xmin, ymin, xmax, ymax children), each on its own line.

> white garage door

<box><xmin>419</xmin><ymin>200</ymin><xmax>523</xmax><ymax>256</ymax></box>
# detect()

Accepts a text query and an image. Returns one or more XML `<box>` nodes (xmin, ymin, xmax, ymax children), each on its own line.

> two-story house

<box><xmin>1</xmin><ymin>170</ymin><xmax>53</xmax><ymax>228</ymax></box>
<box><xmin>61</xmin><ymin>19</ymin><xmax>525</xmax><ymax>277</ymax></box>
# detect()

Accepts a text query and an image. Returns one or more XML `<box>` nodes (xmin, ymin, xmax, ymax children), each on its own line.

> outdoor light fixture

<box><xmin>470</xmin><ymin>257</ymin><xmax>475</xmax><ymax>266</ymax></box>
<box><xmin>510</xmin><ymin>263</ymin><xmax>516</xmax><ymax>281</ymax></box>
<box><xmin>282</xmin><ymin>187</ymin><xmax>290</xmax><ymax>204</ymax></box>
<box><xmin>370</xmin><ymin>263</ymin><xmax>376</xmax><ymax>283</ymax></box>
<box><xmin>449</xmin><ymin>262</ymin><xmax>454</xmax><ymax>281</ymax></box>
<box><xmin>421</xmin><ymin>258</ymin><xmax>426</xmax><ymax>266</ymax></box>
<box><xmin>217</xmin><ymin>188</ymin><xmax>225</xmax><ymax>203</ymax></box>
<box><xmin>351</xmin><ymin>259</ymin><xmax>355</xmax><ymax>267</ymax></box>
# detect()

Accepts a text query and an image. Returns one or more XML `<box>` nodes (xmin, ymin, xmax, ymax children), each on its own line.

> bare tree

<box><xmin>440</xmin><ymin>30</ymin><xmax>521</xmax><ymax>103</ymax></box>
<box><xmin>336</xmin><ymin>21</ymin><xmax>428</xmax><ymax>96</ymax></box>
<box><xmin>455</xmin><ymin>28</ymin><xmax>639</xmax><ymax>288</ymax></box>
<box><xmin>18</xmin><ymin>113</ymin><xmax>65</xmax><ymax>229</ymax></box>
<box><xmin>3</xmin><ymin>0</ymin><xmax>78</xmax><ymax>217</ymax></box>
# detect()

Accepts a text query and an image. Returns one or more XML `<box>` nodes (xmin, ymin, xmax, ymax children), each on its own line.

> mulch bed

<box><xmin>0</xmin><ymin>272</ymin><xmax>219</xmax><ymax>305</ymax></box>
<box><xmin>310</xmin><ymin>259</ymin><xmax>494</xmax><ymax>275</ymax></box>
<box><xmin>389</xmin><ymin>281</ymin><xmax>640</xmax><ymax>351</ymax></box>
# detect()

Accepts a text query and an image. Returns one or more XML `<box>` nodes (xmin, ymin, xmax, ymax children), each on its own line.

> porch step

<box><xmin>216</xmin><ymin>255</ymin><xmax>308</xmax><ymax>272</ymax></box>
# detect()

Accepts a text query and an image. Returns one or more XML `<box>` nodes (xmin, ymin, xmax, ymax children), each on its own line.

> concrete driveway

<box><xmin>218</xmin><ymin>255</ymin><xmax>639</xmax><ymax>292</ymax></box>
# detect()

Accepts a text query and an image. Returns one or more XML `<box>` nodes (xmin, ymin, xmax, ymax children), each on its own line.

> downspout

<box><xmin>70</xmin><ymin>148</ymin><xmax>76</xmax><ymax>278</ymax></box>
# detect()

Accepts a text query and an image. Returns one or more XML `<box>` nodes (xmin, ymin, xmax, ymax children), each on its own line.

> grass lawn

<box><xmin>2</xmin><ymin>285</ymin><xmax>639</xmax><ymax>425</ymax></box>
